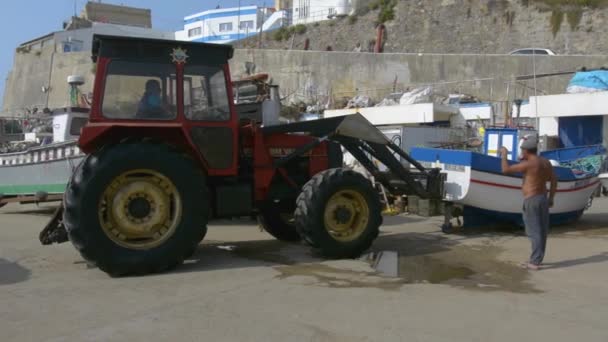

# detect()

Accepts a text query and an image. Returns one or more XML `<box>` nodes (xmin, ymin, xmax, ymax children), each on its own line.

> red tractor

<box><xmin>40</xmin><ymin>35</ymin><xmax>444</xmax><ymax>276</ymax></box>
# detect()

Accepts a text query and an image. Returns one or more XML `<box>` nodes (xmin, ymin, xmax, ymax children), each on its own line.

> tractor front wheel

<box><xmin>63</xmin><ymin>142</ymin><xmax>209</xmax><ymax>276</ymax></box>
<box><xmin>295</xmin><ymin>168</ymin><xmax>382</xmax><ymax>258</ymax></box>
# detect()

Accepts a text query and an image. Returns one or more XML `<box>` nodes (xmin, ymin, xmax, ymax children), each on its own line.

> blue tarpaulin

<box><xmin>558</xmin><ymin>116</ymin><xmax>604</xmax><ymax>148</ymax></box>
<box><xmin>567</xmin><ymin>70</ymin><xmax>608</xmax><ymax>91</ymax></box>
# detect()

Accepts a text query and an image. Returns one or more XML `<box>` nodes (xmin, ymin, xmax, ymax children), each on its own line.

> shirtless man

<box><xmin>500</xmin><ymin>136</ymin><xmax>557</xmax><ymax>270</ymax></box>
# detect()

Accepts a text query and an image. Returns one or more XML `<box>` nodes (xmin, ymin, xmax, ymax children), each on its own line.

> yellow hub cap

<box><xmin>99</xmin><ymin>169</ymin><xmax>182</xmax><ymax>250</ymax></box>
<box><xmin>323</xmin><ymin>190</ymin><xmax>369</xmax><ymax>242</ymax></box>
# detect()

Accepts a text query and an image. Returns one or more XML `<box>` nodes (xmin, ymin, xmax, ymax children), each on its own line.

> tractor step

<box><xmin>39</xmin><ymin>205</ymin><xmax>68</xmax><ymax>245</ymax></box>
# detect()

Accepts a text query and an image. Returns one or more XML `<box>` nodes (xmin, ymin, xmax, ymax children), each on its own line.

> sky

<box><xmin>0</xmin><ymin>0</ymin><xmax>267</xmax><ymax>107</ymax></box>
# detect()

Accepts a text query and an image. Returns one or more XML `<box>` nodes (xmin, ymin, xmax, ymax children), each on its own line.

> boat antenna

<box><xmin>532</xmin><ymin>49</ymin><xmax>539</xmax><ymax>132</ymax></box>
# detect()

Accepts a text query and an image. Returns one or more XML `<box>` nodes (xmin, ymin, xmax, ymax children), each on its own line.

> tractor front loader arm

<box><xmin>262</xmin><ymin>114</ymin><xmax>445</xmax><ymax>199</ymax></box>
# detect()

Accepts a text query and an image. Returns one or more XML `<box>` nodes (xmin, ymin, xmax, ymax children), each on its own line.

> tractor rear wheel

<box><xmin>63</xmin><ymin>142</ymin><xmax>209</xmax><ymax>276</ymax></box>
<box><xmin>258</xmin><ymin>200</ymin><xmax>300</xmax><ymax>242</ymax></box>
<box><xmin>295</xmin><ymin>168</ymin><xmax>382</xmax><ymax>258</ymax></box>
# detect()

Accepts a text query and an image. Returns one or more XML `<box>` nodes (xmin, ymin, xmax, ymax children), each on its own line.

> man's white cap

<box><xmin>521</xmin><ymin>135</ymin><xmax>538</xmax><ymax>150</ymax></box>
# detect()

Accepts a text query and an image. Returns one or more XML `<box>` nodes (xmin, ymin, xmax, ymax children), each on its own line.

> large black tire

<box><xmin>294</xmin><ymin>168</ymin><xmax>382</xmax><ymax>258</ymax></box>
<box><xmin>258</xmin><ymin>200</ymin><xmax>301</xmax><ymax>242</ymax></box>
<box><xmin>63</xmin><ymin>142</ymin><xmax>209</xmax><ymax>276</ymax></box>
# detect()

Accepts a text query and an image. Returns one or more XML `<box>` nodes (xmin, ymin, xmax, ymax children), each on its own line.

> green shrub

<box><xmin>294</xmin><ymin>24</ymin><xmax>307</xmax><ymax>34</ymax></box>
<box><xmin>369</xmin><ymin>0</ymin><xmax>398</xmax><ymax>23</ymax></box>
<box><xmin>273</xmin><ymin>27</ymin><xmax>290</xmax><ymax>41</ymax></box>
<box><xmin>378</xmin><ymin>6</ymin><xmax>395</xmax><ymax>23</ymax></box>
<box><xmin>348</xmin><ymin>15</ymin><xmax>358</xmax><ymax>24</ymax></box>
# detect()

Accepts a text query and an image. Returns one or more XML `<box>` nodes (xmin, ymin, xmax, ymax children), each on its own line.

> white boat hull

<box><xmin>600</xmin><ymin>173</ymin><xmax>608</xmax><ymax>188</ymax></box>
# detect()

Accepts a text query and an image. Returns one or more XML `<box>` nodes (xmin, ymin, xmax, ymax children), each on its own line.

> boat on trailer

<box><xmin>0</xmin><ymin>108</ymin><xmax>88</xmax><ymax>207</ymax></box>
<box><xmin>411</xmin><ymin>128</ymin><xmax>603</xmax><ymax>228</ymax></box>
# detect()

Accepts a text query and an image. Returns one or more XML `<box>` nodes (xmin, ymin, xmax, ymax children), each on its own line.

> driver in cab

<box><xmin>137</xmin><ymin>80</ymin><xmax>170</xmax><ymax>119</ymax></box>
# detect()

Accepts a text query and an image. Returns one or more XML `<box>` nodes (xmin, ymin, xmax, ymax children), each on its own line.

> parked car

<box><xmin>509</xmin><ymin>48</ymin><xmax>556</xmax><ymax>56</ymax></box>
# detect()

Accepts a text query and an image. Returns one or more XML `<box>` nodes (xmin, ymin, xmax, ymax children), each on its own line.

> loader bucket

<box><xmin>263</xmin><ymin>114</ymin><xmax>445</xmax><ymax>200</ymax></box>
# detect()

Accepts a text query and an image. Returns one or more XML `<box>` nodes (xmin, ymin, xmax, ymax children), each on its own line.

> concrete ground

<box><xmin>2</xmin><ymin>199</ymin><xmax>608</xmax><ymax>342</ymax></box>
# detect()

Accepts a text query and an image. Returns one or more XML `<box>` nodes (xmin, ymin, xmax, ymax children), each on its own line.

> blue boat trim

<box><xmin>540</xmin><ymin>144</ymin><xmax>606</xmax><ymax>162</ymax></box>
<box><xmin>410</xmin><ymin>147</ymin><xmax>583</xmax><ymax>181</ymax></box>
<box><xmin>185</xmin><ymin>8</ymin><xmax>259</xmax><ymax>25</ymax></box>
<box><xmin>191</xmin><ymin>32</ymin><xmax>259</xmax><ymax>43</ymax></box>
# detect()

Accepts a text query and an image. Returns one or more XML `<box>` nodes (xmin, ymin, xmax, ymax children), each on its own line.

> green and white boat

<box><xmin>0</xmin><ymin>108</ymin><xmax>88</xmax><ymax>207</ymax></box>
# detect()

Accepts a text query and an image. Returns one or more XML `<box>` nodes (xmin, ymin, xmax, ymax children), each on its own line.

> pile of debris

<box><xmin>340</xmin><ymin>86</ymin><xmax>457</xmax><ymax>111</ymax></box>
<box><xmin>0</xmin><ymin>141</ymin><xmax>40</xmax><ymax>154</ymax></box>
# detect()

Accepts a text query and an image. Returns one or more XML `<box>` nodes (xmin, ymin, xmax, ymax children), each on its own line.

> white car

<box><xmin>509</xmin><ymin>48</ymin><xmax>556</xmax><ymax>55</ymax></box>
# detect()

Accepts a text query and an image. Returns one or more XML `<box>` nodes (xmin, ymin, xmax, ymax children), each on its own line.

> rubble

<box><xmin>0</xmin><ymin>141</ymin><xmax>40</xmax><ymax>154</ymax></box>
<box><xmin>346</xmin><ymin>95</ymin><xmax>373</xmax><ymax>109</ymax></box>
<box><xmin>375</xmin><ymin>98</ymin><xmax>399</xmax><ymax>107</ymax></box>
<box><xmin>399</xmin><ymin>87</ymin><xmax>433</xmax><ymax>105</ymax></box>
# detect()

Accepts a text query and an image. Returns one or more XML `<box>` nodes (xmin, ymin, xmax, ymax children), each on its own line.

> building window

<box><xmin>239</xmin><ymin>20</ymin><xmax>254</xmax><ymax>30</ymax></box>
<box><xmin>62</xmin><ymin>40</ymin><xmax>84</xmax><ymax>53</ymax></box>
<box><xmin>298</xmin><ymin>0</ymin><xmax>310</xmax><ymax>19</ymax></box>
<box><xmin>219</xmin><ymin>22</ymin><xmax>233</xmax><ymax>32</ymax></box>
<box><xmin>188</xmin><ymin>27</ymin><xmax>202</xmax><ymax>37</ymax></box>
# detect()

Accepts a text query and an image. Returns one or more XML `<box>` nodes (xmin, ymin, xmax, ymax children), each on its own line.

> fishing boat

<box><xmin>411</xmin><ymin>128</ymin><xmax>603</xmax><ymax>228</ymax></box>
<box><xmin>0</xmin><ymin>108</ymin><xmax>88</xmax><ymax>207</ymax></box>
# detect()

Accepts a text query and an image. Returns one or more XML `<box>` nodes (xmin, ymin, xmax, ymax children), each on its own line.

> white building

<box><xmin>292</xmin><ymin>0</ymin><xmax>353</xmax><ymax>25</ymax></box>
<box><xmin>176</xmin><ymin>6</ymin><xmax>288</xmax><ymax>44</ymax></box>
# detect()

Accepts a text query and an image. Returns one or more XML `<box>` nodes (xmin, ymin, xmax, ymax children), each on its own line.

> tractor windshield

<box><xmin>183</xmin><ymin>65</ymin><xmax>230</xmax><ymax>121</ymax></box>
<box><xmin>102</xmin><ymin>61</ymin><xmax>177</xmax><ymax>120</ymax></box>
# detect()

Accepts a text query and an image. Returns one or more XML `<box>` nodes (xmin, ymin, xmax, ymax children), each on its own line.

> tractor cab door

<box><xmin>181</xmin><ymin>64</ymin><xmax>238</xmax><ymax>176</ymax></box>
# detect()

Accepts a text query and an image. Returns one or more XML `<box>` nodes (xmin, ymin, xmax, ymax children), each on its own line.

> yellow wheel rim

<box><xmin>99</xmin><ymin>169</ymin><xmax>182</xmax><ymax>250</ymax></box>
<box><xmin>323</xmin><ymin>189</ymin><xmax>369</xmax><ymax>242</ymax></box>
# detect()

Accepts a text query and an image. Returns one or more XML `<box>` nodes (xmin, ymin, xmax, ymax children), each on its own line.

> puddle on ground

<box><xmin>275</xmin><ymin>234</ymin><xmax>541</xmax><ymax>293</ymax></box>
<box><xmin>275</xmin><ymin>263</ymin><xmax>403</xmax><ymax>290</ymax></box>
<box><xmin>392</xmin><ymin>244</ymin><xmax>539</xmax><ymax>293</ymax></box>
<box><xmin>274</xmin><ymin>243</ymin><xmax>539</xmax><ymax>293</ymax></box>
<box><xmin>396</xmin><ymin>255</ymin><xmax>475</xmax><ymax>283</ymax></box>
<box><xmin>203</xmin><ymin>233</ymin><xmax>539</xmax><ymax>293</ymax></box>
<box><xmin>0</xmin><ymin>258</ymin><xmax>31</xmax><ymax>285</ymax></box>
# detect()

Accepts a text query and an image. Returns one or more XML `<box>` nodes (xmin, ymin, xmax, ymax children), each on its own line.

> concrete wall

<box><xmin>47</xmin><ymin>52</ymin><xmax>95</xmax><ymax>109</ymax></box>
<box><xmin>2</xmin><ymin>25</ymin><xmax>174</xmax><ymax>115</ymax></box>
<box><xmin>5</xmin><ymin>47</ymin><xmax>608</xmax><ymax>116</ymax></box>
<box><xmin>2</xmin><ymin>45</ymin><xmax>56</xmax><ymax>114</ymax></box>
<box><xmin>230</xmin><ymin>49</ymin><xmax>608</xmax><ymax>107</ymax></box>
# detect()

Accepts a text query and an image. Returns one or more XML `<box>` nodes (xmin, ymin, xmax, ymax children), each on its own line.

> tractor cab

<box><xmin>82</xmin><ymin>35</ymin><xmax>238</xmax><ymax>175</ymax></box>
